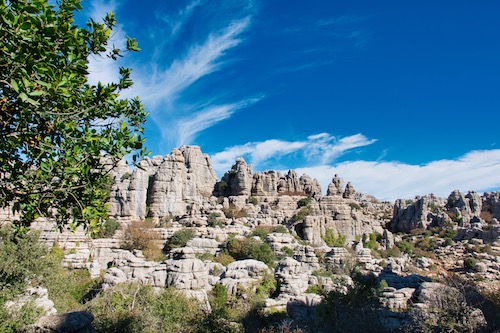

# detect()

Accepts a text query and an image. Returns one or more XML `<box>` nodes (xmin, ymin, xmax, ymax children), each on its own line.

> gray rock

<box><xmin>29</xmin><ymin>312</ymin><xmax>95</xmax><ymax>333</ymax></box>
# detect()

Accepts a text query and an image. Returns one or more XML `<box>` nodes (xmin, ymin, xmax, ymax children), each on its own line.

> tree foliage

<box><xmin>0</xmin><ymin>0</ymin><xmax>147</xmax><ymax>235</ymax></box>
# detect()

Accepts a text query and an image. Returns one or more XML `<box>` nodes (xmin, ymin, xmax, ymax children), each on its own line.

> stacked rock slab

<box><xmin>215</xmin><ymin>158</ymin><xmax>321</xmax><ymax>198</ymax></box>
<box><xmin>108</xmin><ymin>146</ymin><xmax>217</xmax><ymax>219</ymax></box>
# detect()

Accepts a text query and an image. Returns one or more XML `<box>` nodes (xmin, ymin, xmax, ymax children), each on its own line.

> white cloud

<box><xmin>135</xmin><ymin>17</ymin><xmax>251</xmax><ymax>109</ymax></box>
<box><xmin>210</xmin><ymin>133</ymin><xmax>376</xmax><ymax>176</ymax></box>
<box><xmin>86</xmin><ymin>0</ymin><xmax>128</xmax><ymax>86</ymax></box>
<box><xmin>175</xmin><ymin>97</ymin><xmax>261</xmax><ymax>145</ymax></box>
<box><xmin>156</xmin><ymin>0</ymin><xmax>204</xmax><ymax>40</ymax></box>
<box><xmin>296</xmin><ymin>149</ymin><xmax>500</xmax><ymax>201</ymax></box>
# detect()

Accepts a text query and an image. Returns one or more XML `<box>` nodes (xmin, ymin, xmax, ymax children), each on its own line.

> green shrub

<box><xmin>86</xmin><ymin>284</ymin><xmax>205</xmax><ymax>333</ymax></box>
<box><xmin>100</xmin><ymin>218</ymin><xmax>120</xmax><ymax>238</ymax></box>
<box><xmin>463</xmin><ymin>257</ymin><xmax>477</xmax><ymax>269</ymax></box>
<box><xmin>272</xmin><ymin>225</ymin><xmax>288</xmax><ymax>234</ymax></box>
<box><xmin>0</xmin><ymin>302</ymin><xmax>44</xmax><ymax>333</ymax></box>
<box><xmin>210</xmin><ymin>284</ymin><xmax>229</xmax><ymax>318</ymax></box>
<box><xmin>222</xmin><ymin>206</ymin><xmax>248</xmax><ymax>219</ymax></box>
<box><xmin>281</xmin><ymin>246</ymin><xmax>294</xmax><ymax>257</ymax></box>
<box><xmin>169</xmin><ymin>228</ymin><xmax>195</xmax><ymax>249</ymax></box>
<box><xmin>396</xmin><ymin>240</ymin><xmax>413</xmax><ymax>254</ymax></box>
<box><xmin>297</xmin><ymin>196</ymin><xmax>312</xmax><ymax>208</ymax></box>
<box><xmin>0</xmin><ymin>226</ymin><xmax>48</xmax><ymax>300</ymax></box>
<box><xmin>256</xmin><ymin>275</ymin><xmax>277</xmax><ymax>298</ymax></box>
<box><xmin>383</xmin><ymin>246</ymin><xmax>402</xmax><ymax>258</ymax></box>
<box><xmin>250</xmin><ymin>226</ymin><xmax>271</xmax><ymax>240</ymax></box>
<box><xmin>249</xmin><ymin>197</ymin><xmax>259</xmax><ymax>205</ymax></box>
<box><xmin>322</xmin><ymin>229</ymin><xmax>346</xmax><ymax>247</ymax></box>
<box><xmin>364</xmin><ymin>233</ymin><xmax>380</xmax><ymax>250</ymax></box>
<box><xmin>214</xmin><ymin>253</ymin><xmax>235</xmax><ymax>266</ymax></box>
<box><xmin>226</xmin><ymin>236</ymin><xmax>276</xmax><ymax>266</ymax></box>
<box><xmin>293</xmin><ymin>206</ymin><xmax>311</xmax><ymax>222</ymax></box>
<box><xmin>312</xmin><ymin>269</ymin><xmax>335</xmax><ymax>280</ymax></box>
<box><xmin>305</xmin><ymin>284</ymin><xmax>324</xmax><ymax>295</ymax></box>
<box><xmin>196</xmin><ymin>252</ymin><xmax>215</xmax><ymax>261</ymax></box>
<box><xmin>208</xmin><ymin>213</ymin><xmax>224</xmax><ymax>228</ymax></box>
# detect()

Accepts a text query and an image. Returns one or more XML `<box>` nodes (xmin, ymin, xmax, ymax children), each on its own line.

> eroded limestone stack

<box><xmin>391</xmin><ymin>194</ymin><xmax>449</xmax><ymax>232</ymax></box>
<box><xmin>108</xmin><ymin>146</ymin><xmax>217</xmax><ymax>219</ymax></box>
<box><xmin>215</xmin><ymin>159</ymin><xmax>322</xmax><ymax>198</ymax></box>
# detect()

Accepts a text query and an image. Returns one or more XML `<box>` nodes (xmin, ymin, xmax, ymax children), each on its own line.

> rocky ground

<box><xmin>2</xmin><ymin>146</ymin><xmax>499</xmax><ymax>332</ymax></box>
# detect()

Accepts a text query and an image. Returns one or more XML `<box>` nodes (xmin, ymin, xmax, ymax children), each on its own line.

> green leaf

<box><xmin>19</xmin><ymin>21</ymin><xmax>31</xmax><ymax>31</ymax></box>
<box><xmin>28</xmin><ymin>90</ymin><xmax>44</xmax><ymax>97</ymax></box>
<box><xmin>11</xmin><ymin>79</ymin><xmax>19</xmax><ymax>93</ymax></box>
<box><xmin>126</xmin><ymin>37</ymin><xmax>140</xmax><ymax>51</ymax></box>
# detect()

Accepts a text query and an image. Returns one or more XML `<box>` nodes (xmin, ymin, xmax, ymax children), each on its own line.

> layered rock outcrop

<box><xmin>108</xmin><ymin>146</ymin><xmax>217</xmax><ymax>219</ymax></box>
<box><xmin>215</xmin><ymin>159</ymin><xmax>321</xmax><ymax>198</ymax></box>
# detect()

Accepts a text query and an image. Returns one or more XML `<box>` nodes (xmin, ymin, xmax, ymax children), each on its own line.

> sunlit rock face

<box><xmin>108</xmin><ymin>145</ymin><xmax>217</xmax><ymax>219</ymax></box>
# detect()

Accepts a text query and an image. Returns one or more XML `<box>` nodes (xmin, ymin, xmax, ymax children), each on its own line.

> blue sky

<box><xmin>81</xmin><ymin>0</ymin><xmax>500</xmax><ymax>201</ymax></box>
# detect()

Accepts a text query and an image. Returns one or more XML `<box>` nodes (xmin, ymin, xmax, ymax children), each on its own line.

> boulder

<box><xmin>29</xmin><ymin>312</ymin><xmax>95</xmax><ymax>333</ymax></box>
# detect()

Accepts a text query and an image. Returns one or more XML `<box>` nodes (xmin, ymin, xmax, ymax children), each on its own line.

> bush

<box><xmin>250</xmin><ymin>226</ymin><xmax>272</xmax><ymax>240</ymax></box>
<box><xmin>226</xmin><ymin>236</ymin><xmax>276</xmax><ymax>266</ymax></box>
<box><xmin>382</xmin><ymin>246</ymin><xmax>402</xmax><ymax>258</ymax></box>
<box><xmin>249</xmin><ymin>197</ymin><xmax>259</xmax><ymax>205</ymax></box>
<box><xmin>0</xmin><ymin>227</ymin><xmax>48</xmax><ymax>300</ymax></box>
<box><xmin>214</xmin><ymin>253</ymin><xmax>235</xmax><ymax>266</ymax></box>
<box><xmin>86</xmin><ymin>284</ymin><xmax>206</xmax><ymax>333</ymax></box>
<box><xmin>121</xmin><ymin>220</ymin><xmax>163</xmax><ymax>261</ymax></box>
<box><xmin>405</xmin><ymin>276</ymin><xmax>486</xmax><ymax>333</ymax></box>
<box><xmin>0</xmin><ymin>226</ymin><xmax>101</xmax><ymax>329</ymax></box>
<box><xmin>322</xmin><ymin>229</ymin><xmax>346</xmax><ymax>247</ymax></box>
<box><xmin>305</xmin><ymin>284</ymin><xmax>324</xmax><ymax>295</ymax></box>
<box><xmin>464</xmin><ymin>257</ymin><xmax>477</xmax><ymax>269</ymax></box>
<box><xmin>99</xmin><ymin>219</ymin><xmax>120</xmax><ymax>238</ymax></box>
<box><xmin>293</xmin><ymin>206</ymin><xmax>311</xmax><ymax>222</ymax></box>
<box><xmin>364</xmin><ymin>233</ymin><xmax>380</xmax><ymax>250</ymax></box>
<box><xmin>281</xmin><ymin>246</ymin><xmax>294</xmax><ymax>257</ymax></box>
<box><xmin>297</xmin><ymin>196</ymin><xmax>312</xmax><ymax>208</ymax></box>
<box><xmin>272</xmin><ymin>225</ymin><xmax>288</xmax><ymax>234</ymax></box>
<box><xmin>222</xmin><ymin>206</ymin><xmax>248</xmax><ymax>219</ymax></box>
<box><xmin>210</xmin><ymin>284</ymin><xmax>229</xmax><ymax>318</ymax></box>
<box><xmin>168</xmin><ymin>228</ymin><xmax>195</xmax><ymax>249</ymax></box>
<box><xmin>207</xmin><ymin>213</ymin><xmax>224</xmax><ymax>228</ymax></box>
<box><xmin>396</xmin><ymin>240</ymin><xmax>413</xmax><ymax>254</ymax></box>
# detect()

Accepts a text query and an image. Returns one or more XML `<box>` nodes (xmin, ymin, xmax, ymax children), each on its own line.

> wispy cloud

<box><xmin>137</xmin><ymin>16</ymin><xmax>250</xmax><ymax>108</ymax></box>
<box><xmin>296</xmin><ymin>150</ymin><xmax>500</xmax><ymax>201</ymax></box>
<box><xmin>210</xmin><ymin>133</ymin><xmax>376</xmax><ymax>176</ymax></box>
<box><xmin>155</xmin><ymin>0</ymin><xmax>204</xmax><ymax>40</ymax></box>
<box><xmin>175</xmin><ymin>97</ymin><xmax>262</xmax><ymax>145</ymax></box>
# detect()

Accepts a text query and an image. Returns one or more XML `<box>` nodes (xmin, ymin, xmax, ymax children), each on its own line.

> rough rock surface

<box><xmin>28</xmin><ymin>311</ymin><xmax>95</xmax><ymax>333</ymax></box>
<box><xmin>391</xmin><ymin>194</ymin><xmax>449</xmax><ymax>232</ymax></box>
<box><xmin>215</xmin><ymin>159</ymin><xmax>321</xmax><ymax>198</ymax></box>
<box><xmin>108</xmin><ymin>146</ymin><xmax>217</xmax><ymax>219</ymax></box>
<box><xmin>220</xmin><ymin>259</ymin><xmax>272</xmax><ymax>295</ymax></box>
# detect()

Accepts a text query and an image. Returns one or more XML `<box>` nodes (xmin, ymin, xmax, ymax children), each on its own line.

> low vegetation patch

<box><xmin>225</xmin><ymin>236</ymin><xmax>276</xmax><ymax>266</ymax></box>
<box><xmin>121</xmin><ymin>219</ymin><xmax>164</xmax><ymax>261</ymax></box>
<box><xmin>168</xmin><ymin>228</ymin><xmax>196</xmax><ymax>249</ymax></box>
<box><xmin>322</xmin><ymin>229</ymin><xmax>346</xmax><ymax>247</ymax></box>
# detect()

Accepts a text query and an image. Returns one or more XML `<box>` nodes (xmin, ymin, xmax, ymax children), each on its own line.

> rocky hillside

<box><xmin>2</xmin><ymin>145</ymin><xmax>500</xmax><ymax>332</ymax></box>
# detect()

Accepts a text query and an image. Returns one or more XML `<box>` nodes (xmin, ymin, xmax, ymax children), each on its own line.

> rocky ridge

<box><xmin>2</xmin><ymin>145</ymin><xmax>500</xmax><ymax>332</ymax></box>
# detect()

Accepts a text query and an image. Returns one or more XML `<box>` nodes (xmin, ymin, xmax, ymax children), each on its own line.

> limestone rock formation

<box><xmin>326</xmin><ymin>174</ymin><xmax>344</xmax><ymax>196</ymax></box>
<box><xmin>108</xmin><ymin>146</ymin><xmax>217</xmax><ymax>219</ymax></box>
<box><xmin>215</xmin><ymin>159</ymin><xmax>322</xmax><ymax>198</ymax></box>
<box><xmin>343</xmin><ymin>182</ymin><xmax>356</xmax><ymax>199</ymax></box>
<box><xmin>220</xmin><ymin>259</ymin><xmax>272</xmax><ymax>295</ymax></box>
<box><xmin>391</xmin><ymin>194</ymin><xmax>449</xmax><ymax>232</ymax></box>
